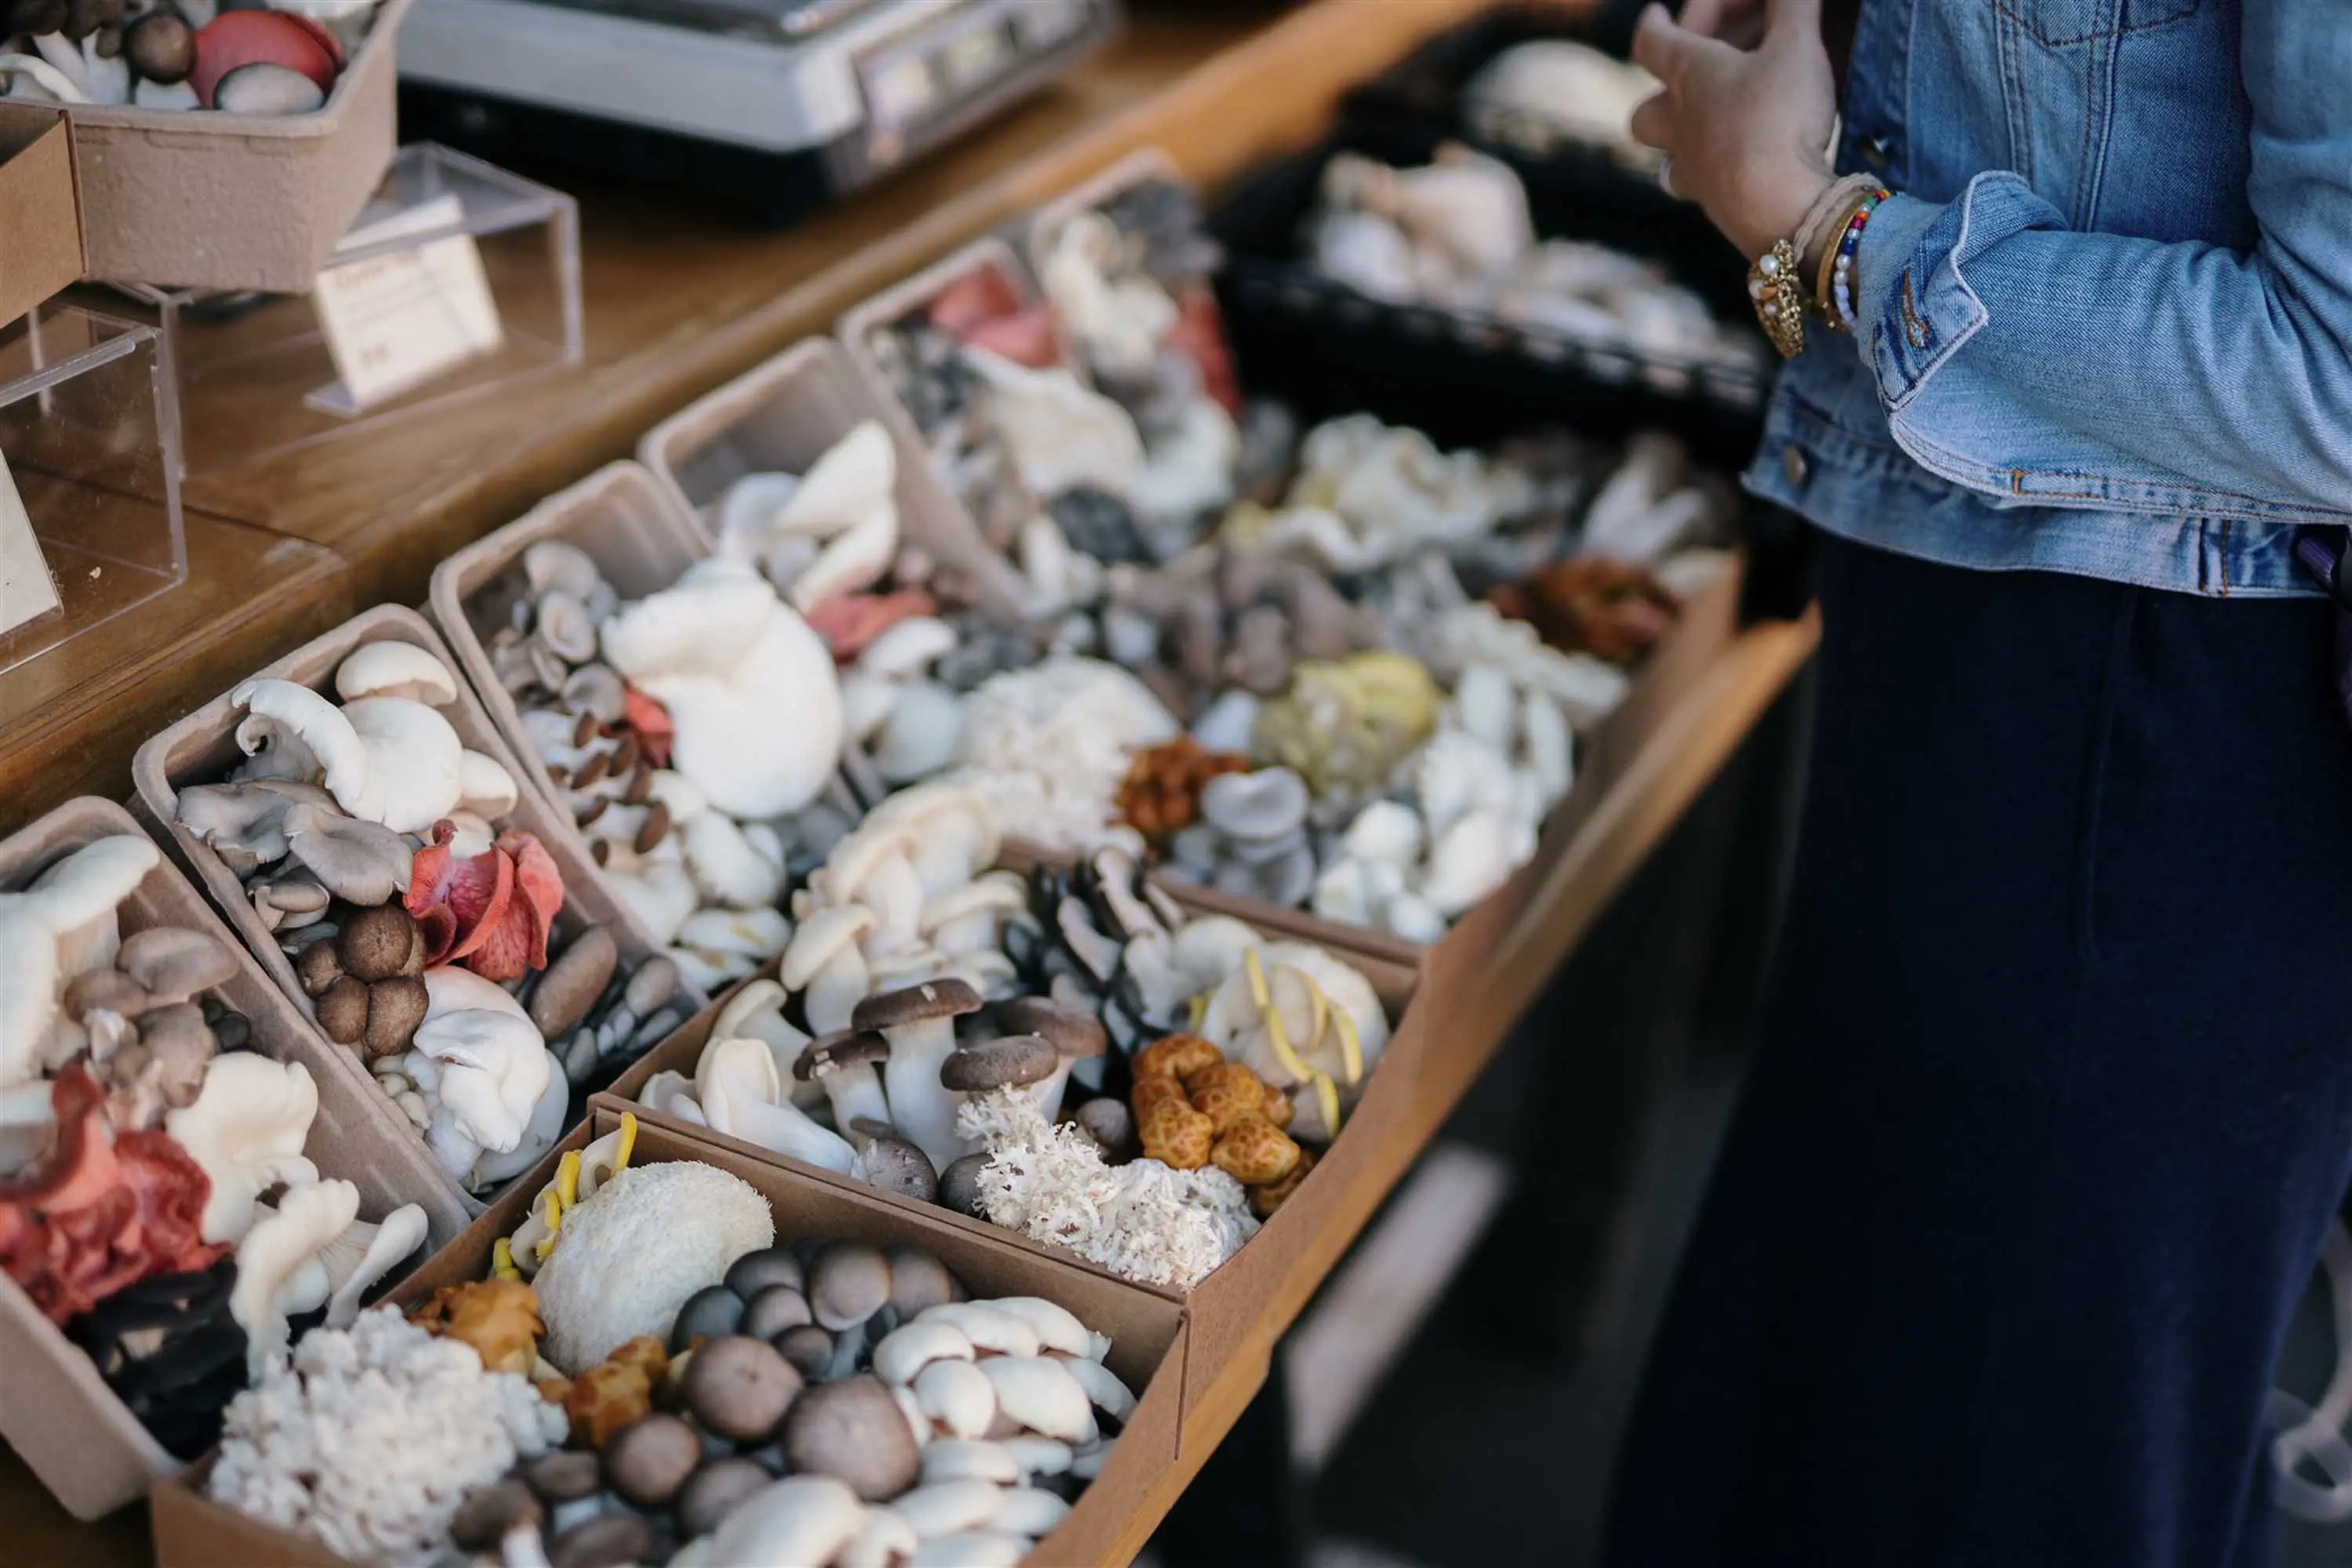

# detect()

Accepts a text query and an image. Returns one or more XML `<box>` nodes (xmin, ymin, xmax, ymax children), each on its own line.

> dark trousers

<box><xmin>1606</xmin><ymin>530</ymin><xmax>2352</xmax><ymax>1567</ymax></box>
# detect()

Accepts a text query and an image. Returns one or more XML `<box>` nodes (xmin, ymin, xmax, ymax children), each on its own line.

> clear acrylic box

<box><xmin>120</xmin><ymin>143</ymin><xmax>583</xmax><ymax>476</ymax></box>
<box><xmin>0</xmin><ymin>304</ymin><xmax>187</xmax><ymax>675</ymax></box>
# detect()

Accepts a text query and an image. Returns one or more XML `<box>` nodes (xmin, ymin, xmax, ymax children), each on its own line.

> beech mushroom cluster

<box><xmin>310</xmin><ymin>1156</ymin><xmax>1142</xmax><ymax>1568</ymax></box>
<box><xmin>0</xmin><ymin>833</ymin><xmax>427</xmax><ymax>1457</ymax></box>
<box><xmin>174</xmin><ymin>638</ymin><xmax>674</xmax><ymax>1191</ymax></box>
<box><xmin>0</xmin><ymin>2</ymin><xmax>382</xmax><ymax>114</ymax></box>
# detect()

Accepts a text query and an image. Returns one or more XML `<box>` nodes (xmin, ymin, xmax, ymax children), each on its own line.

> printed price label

<box><xmin>0</xmin><ymin>449</ymin><xmax>62</xmax><ymax>637</ymax></box>
<box><xmin>311</xmin><ymin>194</ymin><xmax>504</xmax><ymax>415</ymax></box>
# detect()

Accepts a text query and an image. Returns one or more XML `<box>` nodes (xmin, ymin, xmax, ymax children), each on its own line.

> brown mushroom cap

<box><xmin>63</xmin><ymin>969</ymin><xmax>151</xmax><ymax>1022</ymax></box>
<box><xmin>338</xmin><ymin>904</ymin><xmax>423</xmax><ymax>983</ymax></box>
<box><xmin>296</xmin><ymin>938</ymin><xmax>343</xmax><ymax>999</ymax></box>
<box><xmin>793</xmin><ymin>1029</ymin><xmax>891</xmax><ymax>1082</ymax></box>
<box><xmin>122</xmin><ymin>10</ymin><xmax>194</xmax><ymax>83</ymax></box>
<box><xmin>549</xmin><ymin>1510</ymin><xmax>657</xmax><ymax>1568</ymax></box>
<box><xmin>998</xmin><ymin>996</ymin><xmax>1109</xmax><ymax>1064</ymax></box>
<box><xmin>739</xmin><ymin>1283</ymin><xmax>814</xmax><ymax>1341</ymax></box>
<box><xmin>602</xmin><ymin>1411</ymin><xmax>702</xmax><ymax>1505</ymax></box>
<box><xmin>937</xmin><ymin>1152</ymin><xmax>990</xmax><ymax>1218</ymax></box>
<box><xmin>779</xmin><ymin>1375</ymin><xmax>920</xmax><ymax>1501</ymax></box>
<box><xmin>883</xmin><ymin>1244</ymin><xmax>958</xmax><ymax>1319</ymax></box>
<box><xmin>773</xmin><ymin>1323</ymin><xmax>834</xmax><ymax>1378</ymax></box>
<box><xmin>365</xmin><ymin>975</ymin><xmax>430</xmax><ymax>1058</ymax></box>
<box><xmin>851</xmin><ymin>978</ymin><xmax>982</xmax><ymax>1033</ymax></box>
<box><xmin>724</xmin><ymin>1247</ymin><xmax>805</xmax><ymax>1299</ymax></box>
<box><xmin>521</xmin><ymin>1449</ymin><xmax>602</xmax><ymax>1502</ymax></box>
<box><xmin>314</xmin><ymin>975</ymin><xmax>368</xmax><ymax>1045</ymax></box>
<box><xmin>677</xmin><ymin>1455</ymin><xmax>775</xmax><ymax>1538</ymax></box>
<box><xmin>1073</xmin><ymin>1098</ymin><xmax>1139</xmax><ymax>1162</ymax></box>
<box><xmin>807</xmin><ymin>1240</ymin><xmax>891</xmax><ymax>1331</ymax></box>
<box><xmin>450</xmin><ymin>1478</ymin><xmax>543</xmax><ymax>1552</ymax></box>
<box><xmin>844</xmin><ymin>1122</ymin><xmax>938</xmax><ymax>1203</ymax></box>
<box><xmin>679</xmin><ymin>1337</ymin><xmax>801</xmax><ymax>1443</ymax></box>
<box><xmin>939</xmin><ymin>1033</ymin><xmax>1056</xmax><ymax>1092</ymax></box>
<box><xmin>118</xmin><ymin>926</ymin><xmax>236</xmax><ymax>1007</ymax></box>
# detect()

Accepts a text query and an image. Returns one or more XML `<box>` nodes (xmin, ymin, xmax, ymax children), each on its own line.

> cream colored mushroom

<box><xmin>334</xmin><ymin>642</ymin><xmax>460</xmax><ymax>706</ymax></box>
<box><xmin>165</xmin><ymin>1054</ymin><xmax>321</xmax><ymax>1243</ymax></box>
<box><xmin>978</xmin><ymin>1357</ymin><xmax>1097</xmax><ymax>1445</ymax></box>
<box><xmin>782</xmin><ymin>906</ymin><xmax>877</xmax><ymax>1036</ymax></box>
<box><xmin>917</xmin><ymin>1302</ymin><xmax>1041</xmax><ymax>1359</ymax></box>
<box><xmin>913</xmin><ymin>1359</ymin><xmax>996</xmax><ymax>1440</ymax></box>
<box><xmin>873</xmin><ymin>1319</ymin><xmax>977</xmax><ymax>1386</ymax></box>
<box><xmin>231</xmin><ymin>1178</ymin><xmax>358</xmax><ymax>1377</ymax></box>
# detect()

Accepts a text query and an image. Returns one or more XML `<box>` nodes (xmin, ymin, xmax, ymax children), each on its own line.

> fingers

<box><xmin>1633</xmin><ymin>2</ymin><xmax>1740</xmax><ymax>89</ymax></box>
<box><xmin>1632</xmin><ymin>4</ymin><xmax>1694</xmax><ymax>85</ymax></box>
<box><xmin>1679</xmin><ymin>0</ymin><xmax>1728</xmax><ymax>35</ymax></box>
<box><xmin>1627</xmin><ymin>89</ymin><xmax>1677</xmax><ymax>154</ymax></box>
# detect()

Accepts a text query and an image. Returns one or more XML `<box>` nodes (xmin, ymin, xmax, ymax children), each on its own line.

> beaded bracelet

<box><xmin>1821</xmin><ymin>187</ymin><xmax>1891</xmax><ymax>333</ymax></box>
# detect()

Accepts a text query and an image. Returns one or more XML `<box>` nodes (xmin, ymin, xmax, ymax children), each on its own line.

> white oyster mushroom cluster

<box><xmin>1252</xmin><ymin>413</ymin><xmax>1542</xmax><ymax>575</ymax></box>
<box><xmin>0</xmin><ymin>832</ymin><xmax>428</xmax><ymax>1374</ymax></box>
<box><xmin>1309</xmin><ymin>144</ymin><xmax>1759</xmax><ymax>375</ymax></box>
<box><xmin>380</xmin><ymin>966</ymin><xmax>564</xmax><ymax>1189</ymax></box>
<box><xmin>942</xmin><ymin>657</ymin><xmax>1178</xmax><ymax>855</ymax></box>
<box><xmin>169</xmin><ymin>1049</ymin><xmax>426</xmax><ymax>1377</ymax></box>
<box><xmin>710</xmin><ymin>420</ymin><xmax>902</xmax><ymax>615</ymax></box>
<box><xmin>210</xmin><ymin>1307</ymin><xmax>564</xmax><ymax>1568</ymax></box>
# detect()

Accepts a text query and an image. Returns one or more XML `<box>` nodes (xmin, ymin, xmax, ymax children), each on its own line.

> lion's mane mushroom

<box><xmin>855</xmin><ymin>979</ymin><xmax>983</xmax><ymax>1174</ymax></box>
<box><xmin>165</xmin><ymin>1052</ymin><xmax>321</xmax><ymax>1243</ymax></box>
<box><xmin>601</xmin><ymin>557</ymin><xmax>844</xmax><ymax>819</ymax></box>
<box><xmin>531</xmin><ymin>1160</ymin><xmax>773</xmax><ymax>1374</ymax></box>
<box><xmin>695</xmin><ymin>1034</ymin><xmax>857</xmax><ymax>1174</ymax></box>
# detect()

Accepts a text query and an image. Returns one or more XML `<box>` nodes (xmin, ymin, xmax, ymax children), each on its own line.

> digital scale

<box><xmin>397</xmin><ymin>0</ymin><xmax>1120</xmax><ymax>221</ymax></box>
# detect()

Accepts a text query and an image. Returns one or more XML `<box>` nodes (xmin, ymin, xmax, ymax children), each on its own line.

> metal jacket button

<box><xmin>1860</xmin><ymin>134</ymin><xmax>1890</xmax><ymax>172</ymax></box>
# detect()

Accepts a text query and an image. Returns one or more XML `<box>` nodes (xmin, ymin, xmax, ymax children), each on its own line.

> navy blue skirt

<box><xmin>1606</xmin><ymin>530</ymin><xmax>2352</xmax><ymax>1567</ymax></box>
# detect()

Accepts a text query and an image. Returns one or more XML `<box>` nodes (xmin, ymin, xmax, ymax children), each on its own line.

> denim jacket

<box><xmin>1747</xmin><ymin>0</ymin><xmax>2352</xmax><ymax>597</ymax></box>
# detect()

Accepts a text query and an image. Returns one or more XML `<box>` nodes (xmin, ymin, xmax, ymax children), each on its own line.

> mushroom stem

<box><xmin>881</xmin><ymin>1018</ymin><xmax>966</xmax><ymax>1174</ymax></box>
<box><xmin>820</xmin><ymin>1064</ymin><xmax>891</xmax><ymax>1134</ymax></box>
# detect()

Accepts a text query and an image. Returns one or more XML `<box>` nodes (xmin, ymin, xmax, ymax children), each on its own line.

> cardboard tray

<box><xmin>125</xmin><ymin>604</ymin><xmax>691</xmax><ymax>1210</ymax></box>
<box><xmin>1018</xmin><ymin>145</ymin><xmax>1185</xmax><ymax>314</ymax></box>
<box><xmin>151</xmin><ymin>1110</ymin><xmax>1191</xmax><ymax>1568</ymax></box>
<box><xmin>637</xmin><ymin>334</ymin><xmax>1028</xmax><ymax>615</ymax></box>
<box><xmin>0</xmin><ymin>106</ymin><xmax>86</xmax><ymax>328</ymax></box>
<box><xmin>592</xmin><ymin>876</ymin><xmax>1421</xmax><ymax>1426</ymax></box>
<box><xmin>0</xmin><ymin>796</ymin><xmax>469</xmax><ymax>1522</ymax></box>
<box><xmin>57</xmin><ymin>0</ymin><xmax>411</xmax><ymax>292</ymax></box>
<box><xmin>425</xmin><ymin>459</ymin><xmax>715</xmax><ymax>884</ymax></box>
<box><xmin>837</xmin><ymin>230</ymin><xmax>1086</xmax><ymax>408</ymax></box>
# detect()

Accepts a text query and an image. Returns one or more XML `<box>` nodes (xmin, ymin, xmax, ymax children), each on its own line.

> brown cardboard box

<box><xmin>0</xmin><ymin>106</ymin><xmax>85</xmax><ymax>328</ymax></box>
<box><xmin>0</xmin><ymin>797</ymin><xmax>468</xmax><ymax>1522</ymax></box>
<box><xmin>59</xmin><ymin>0</ymin><xmax>410</xmax><ymax>292</ymax></box>
<box><xmin>637</xmin><ymin>334</ymin><xmax>1029</xmax><ymax>615</ymax></box>
<box><xmin>151</xmin><ymin>1110</ymin><xmax>1191</xmax><ymax>1568</ymax></box>
<box><xmin>593</xmin><ymin>876</ymin><xmax>1421</xmax><ymax>1432</ymax></box>
<box><xmin>125</xmin><ymin>604</ymin><xmax>694</xmax><ymax>1214</ymax></box>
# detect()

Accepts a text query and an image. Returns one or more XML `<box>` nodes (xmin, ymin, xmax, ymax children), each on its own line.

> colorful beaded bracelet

<box><xmin>1824</xmin><ymin>187</ymin><xmax>1891</xmax><ymax>333</ymax></box>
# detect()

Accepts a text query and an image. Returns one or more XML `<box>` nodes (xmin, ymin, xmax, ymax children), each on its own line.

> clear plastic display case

<box><xmin>122</xmin><ymin>143</ymin><xmax>583</xmax><ymax>476</ymax></box>
<box><xmin>0</xmin><ymin>304</ymin><xmax>187</xmax><ymax>675</ymax></box>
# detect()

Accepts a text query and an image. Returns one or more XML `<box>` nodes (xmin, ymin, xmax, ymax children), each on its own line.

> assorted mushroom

<box><xmin>0</xmin><ymin>0</ymin><xmax>382</xmax><ymax>114</ymax></box>
<box><xmin>201</xmin><ymin>1152</ymin><xmax>1148</xmax><ymax>1566</ymax></box>
<box><xmin>1306</xmin><ymin>143</ymin><xmax>1762</xmax><ymax>378</ymax></box>
<box><xmin>1</xmin><ymin>834</ymin><xmax>426</xmax><ymax>1458</ymax></box>
<box><xmin>171</xmin><ymin>637</ymin><xmax>677</xmax><ymax>1191</ymax></box>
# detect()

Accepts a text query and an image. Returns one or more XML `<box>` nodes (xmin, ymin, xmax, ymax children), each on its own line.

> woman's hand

<box><xmin>1628</xmin><ymin>0</ymin><xmax>1839</xmax><ymax>260</ymax></box>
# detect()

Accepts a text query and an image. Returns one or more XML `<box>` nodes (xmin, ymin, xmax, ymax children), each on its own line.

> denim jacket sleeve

<box><xmin>1849</xmin><ymin>1</ymin><xmax>2352</xmax><ymax>528</ymax></box>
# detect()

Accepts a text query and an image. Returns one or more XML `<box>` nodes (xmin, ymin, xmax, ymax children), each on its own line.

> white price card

<box><xmin>310</xmin><ymin>194</ymin><xmax>504</xmax><ymax>415</ymax></box>
<box><xmin>0</xmin><ymin>449</ymin><xmax>64</xmax><ymax>637</ymax></box>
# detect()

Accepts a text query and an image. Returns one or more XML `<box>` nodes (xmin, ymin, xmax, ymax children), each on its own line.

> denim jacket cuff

<box><xmin>1858</xmin><ymin>175</ymin><xmax>2063</xmax><ymax>410</ymax></box>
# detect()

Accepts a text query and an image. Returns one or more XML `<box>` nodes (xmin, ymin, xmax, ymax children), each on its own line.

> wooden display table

<box><xmin>0</xmin><ymin>2</ymin><xmax>1824</xmax><ymax>1560</ymax></box>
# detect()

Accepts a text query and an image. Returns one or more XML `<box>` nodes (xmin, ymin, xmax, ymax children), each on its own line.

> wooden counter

<box><xmin>0</xmin><ymin>0</ymin><xmax>1490</xmax><ymax>833</ymax></box>
<box><xmin>0</xmin><ymin>2</ymin><xmax>1824</xmax><ymax>1560</ymax></box>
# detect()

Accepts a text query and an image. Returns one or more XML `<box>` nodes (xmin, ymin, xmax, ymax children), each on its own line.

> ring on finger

<box><xmin>1657</xmin><ymin>156</ymin><xmax>1676</xmax><ymax>197</ymax></box>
